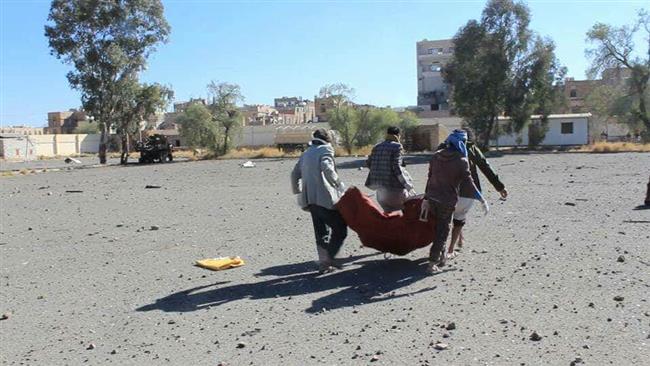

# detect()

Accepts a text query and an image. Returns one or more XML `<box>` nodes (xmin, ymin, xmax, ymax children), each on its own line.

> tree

<box><xmin>355</xmin><ymin>108</ymin><xmax>399</xmax><ymax>148</ymax></box>
<box><xmin>397</xmin><ymin>111</ymin><xmax>420</xmax><ymax>136</ymax></box>
<box><xmin>319</xmin><ymin>83</ymin><xmax>356</xmax><ymax>153</ymax></box>
<box><xmin>327</xmin><ymin>105</ymin><xmax>358</xmax><ymax>154</ymax></box>
<box><xmin>586</xmin><ymin>9</ymin><xmax>650</xmax><ymax>140</ymax></box>
<box><xmin>74</xmin><ymin>120</ymin><xmax>100</xmax><ymax>134</ymax></box>
<box><xmin>178</xmin><ymin>103</ymin><xmax>220</xmax><ymax>151</ymax></box>
<box><xmin>45</xmin><ymin>0</ymin><xmax>170</xmax><ymax>163</ymax></box>
<box><xmin>319</xmin><ymin>83</ymin><xmax>355</xmax><ymax>109</ymax></box>
<box><xmin>443</xmin><ymin>0</ymin><xmax>565</xmax><ymax>148</ymax></box>
<box><xmin>114</xmin><ymin>82</ymin><xmax>173</xmax><ymax>164</ymax></box>
<box><xmin>207</xmin><ymin>81</ymin><xmax>244</xmax><ymax>155</ymax></box>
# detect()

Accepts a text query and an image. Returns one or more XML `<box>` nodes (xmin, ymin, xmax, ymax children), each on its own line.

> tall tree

<box><xmin>320</xmin><ymin>83</ymin><xmax>356</xmax><ymax>153</ymax></box>
<box><xmin>206</xmin><ymin>81</ymin><xmax>244</xmax><ymax>155</ymax></box>
<box><xmin>115</xmin><ymin>82</ymin><xmax>173</xmax><ymax>164</ymax></box>
<box><xmin>586</xmin><ymin>9</ymin><xmax>650</xmax><ymax>140</ymax></box>
<box><xmin>444</xmin><ymin>0</ymin><xmax>565</xmax><ymax>148</ymax></box>
<box><xmin>45</xmin><ymin>0</ymin><xmax>170</xmax><ymax>163</ymax></box>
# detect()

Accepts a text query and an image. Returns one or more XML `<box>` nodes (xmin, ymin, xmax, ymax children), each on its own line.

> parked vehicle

<box><xmin>274</xmin><ymin>126</ymin><xmax>339</xmax><ymax>151</ymax></box>
<box><xmin>135</xmin><ymin>134</ymin><xmax>173</xmax><ymax>163</ymax></box>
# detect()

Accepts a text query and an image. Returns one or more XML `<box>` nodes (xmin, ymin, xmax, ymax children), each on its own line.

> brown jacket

<box><xmin>425</xmin><ymin>148</ymin><xmax>478</xmax><ymax>207</ymax></box>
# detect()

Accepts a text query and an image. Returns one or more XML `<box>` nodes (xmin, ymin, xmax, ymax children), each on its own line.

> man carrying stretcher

<box><xmin>422</xmin><ymin>129</ymin><xmax>489</xmax><ymax>274</ymax></box>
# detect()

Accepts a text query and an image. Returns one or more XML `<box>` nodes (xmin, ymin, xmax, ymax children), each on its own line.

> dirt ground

<box><xmin>1</xmin><ymin>153</ymin><xmax>648</xmax><ymax>366</ymax></box>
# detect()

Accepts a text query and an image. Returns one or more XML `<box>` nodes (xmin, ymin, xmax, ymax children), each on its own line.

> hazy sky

<box><xmin>0</xmin><ymin>0</ymin><xmax>647</xmax><ymax>127</ymax></box>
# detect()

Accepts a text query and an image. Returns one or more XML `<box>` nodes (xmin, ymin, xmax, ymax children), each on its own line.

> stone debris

<box><xmin>433</xmin><ymin>342</ymin><xmax>448</xmax><ymax>350</ymax></box>
<box><xmin>529</xmin><ymin>332</ymin><xmax>542</xmax><ymax>341</ymax></box>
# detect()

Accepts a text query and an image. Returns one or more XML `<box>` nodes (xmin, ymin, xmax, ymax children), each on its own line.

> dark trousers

<box><xmin>428</xmin><ymin>200</ymin><xmax>455</xmax><ymax>262</ymax></box>
<box><xmin>309</xmin><ymin>205</ymin><xmax>348</xmax><ymax>259</ymax></box>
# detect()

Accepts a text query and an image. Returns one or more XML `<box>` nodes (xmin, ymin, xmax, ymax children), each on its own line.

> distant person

<box><xmin>291</xmin><ymin>129</ymin><xmax>348</xmax><ymax>273</ymax></box>
<box><xmin>365</xmin><ymin>126</ymin><xmax>415</xmax><ymax>212</ymax></box>
<box><xmin>422</xmin><ymin>129</ymin><xmax>488</xmax><ymax>274</ymax></box>
<box><xmin>441</xmin><ymin>130</ymin><xmax>508</xmax><ymax>258</ymax></box>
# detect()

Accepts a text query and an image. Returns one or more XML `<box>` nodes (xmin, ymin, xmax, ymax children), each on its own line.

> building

<box><xmin>274</xmin><ymin>97</ymin><xmax>315</xmax><ymax>124</ymax></box>
<box><xmin>314</xmin><ymin>95</ymin><xmax>353</xmax><ymax>123</ymax></box>
<box><xmin>493</xmin><ymin>113</ymin><xmax>591</xmax><ymax>147</ymax></box>
<box><xmin>240</xmin><ymin>104</ymin><xmax>278</xmax><ymax>126</ymax></box>
<box><xmin>0</xmin><ymin>126</ymin><xmax>44</xmax><ymax>135</ymax></box>
<box><xmin>558</xmin><ymin>68</ymin><xmax>632</xmax><ymax>114</ymax></box>
<box><xmin>416</xmin><ymin>39</ymin><xmax>454</xmax><ymax>116</ymax></box>
<box><xmin>46</xmin><ymin>110</ymin><xmax>88</xmax><ymax>134</ymax></box>
<box><xmin>173</xmin><ymin>98</ymin><xmax>207</xmax><ymax>113</ymax></box>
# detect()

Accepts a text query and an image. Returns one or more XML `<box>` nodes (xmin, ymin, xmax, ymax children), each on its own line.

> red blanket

<box><xmin>335</xmin><ymin>187</ymin><xmax>436</xmax><ymax>256</ymax></box>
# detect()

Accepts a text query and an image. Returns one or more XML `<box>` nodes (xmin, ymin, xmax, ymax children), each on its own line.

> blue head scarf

<box><xmin>445</xmin><ymin>129</ymin><xmax>468</xmax><ymax>157</ymax></box>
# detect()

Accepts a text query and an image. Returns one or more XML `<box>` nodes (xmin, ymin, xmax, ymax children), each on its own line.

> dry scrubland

<box><xmin>1</xmin><ymin>153</ymin><xmax>649</xmax><ymax>365</ymax></box>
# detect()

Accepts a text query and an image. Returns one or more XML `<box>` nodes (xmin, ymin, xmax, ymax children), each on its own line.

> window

<box><xmin>175</xmin><ymin>140</ymin><xmax>181</xmax><ymax>147</ymax></box>
<box><xmin>561</xmin><ymin>122</ymin><xmax>574</xmax><ymax>134</ymax></box>
<box><xmin>438</xmin><ymin>48</ymin><xmax>444</xmax><ymax>54</ymax></box>
<box><xmin>427</xmin><ymin>48</ymin><xmax>434</xmax><ymax>54</ymax></box>
<box><xmin>430</xmin><ymin>64</ymin><xmax>441</xmax><ymax>72</ymax></box>
<box><xmin>569</xmin><ymin>89</ymin><xmax>577</xmax><ymax>98</ymax></box>
<box><xmin>431</xmin><ymin>104</ymin><xmax>440</xmax><ymax>111</ymax></box>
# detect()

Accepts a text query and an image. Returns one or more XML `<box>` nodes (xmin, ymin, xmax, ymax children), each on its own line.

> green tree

<box><xmin>74</xmin><ymin>120</ymin><xmax>100</xmax><ymax>134</ymax></box>
<box><xmin>115</xmin><ymin>82</ymin><xmax>173</xmax><ymax>164</ymax></box>
<box><xmin>586</xmin><ymin>9</ymin><xmax>650</xmax><ymax>140</ymax></box>
<box><xmin>397</xmin><ymin>111</ymin><xmax>420</xmax><ymax>136</ymax></box>
<box><xmin>207</xmin><ymin>81</ymin><xmax>244</xmax><ymax>155</ymax></box>
<box><xmin>321</xmin><ymin>83</ymin><xmax>357</xmax><ymax>153</ymax></box>
<box><xmin>178</xmin><ymin>103</ymin><xmax>220</xmax><ymax>151</ymax></box>
<box><xmin>354</xmin><ymin>108</ymin><xmax>399</xmax><ymax>147</ymax></box>
<box><xmin>327</xmin><ymin>106</ymin><xmax>358</xmax><ymax>154</ymax></box>
<box><xmin>443</xmin><ymin>0</ymin><xmax>565</xmax><ymax>148</ymax></box>
<box><xmin>45</xmin><ymin>0</ymin><xmax>170</xmax><ymax>163</ymax></box>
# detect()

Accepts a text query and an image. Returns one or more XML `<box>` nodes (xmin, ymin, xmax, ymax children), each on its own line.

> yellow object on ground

<box><xmin>195</xmin><ymin>256</ymin><xmax>245</xmax><ymax>271</ymax></box>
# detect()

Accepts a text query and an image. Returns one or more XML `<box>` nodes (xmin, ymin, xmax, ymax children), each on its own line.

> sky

<box><xmin>0</xmin><ymin>0</ymin><xmax>647</xmax><ymax>127</ymax></box>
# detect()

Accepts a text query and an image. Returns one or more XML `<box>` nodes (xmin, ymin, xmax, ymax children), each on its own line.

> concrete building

<box><xmin>173</xmin><ymin>98</ymin><xmax>207</xmax><ymax>113</ymax></box>
<box><xmin>558</xmin><ymin>68</ymin><xmax>633</xmax><ymax>114</ymax></box>
<box><xmin>46</xmin><ymin>110</ymin><xmax>88</xmax><ymax>134</ymax></box>
<box><xmin>492</xmin><ymin>113</ymin><xmax>591</xmax><ymax>147</ymax></box>
<box><xmin>416</xmin><ymin>39</ymin><xmax>454</xmax><ymax>116</ymax></box>
<box><xmin>314</xmin><ymin>96</ymin><xmax>354</xmax><ymax>123</ymax></box>
<box><xmin>240</xmin><ymin>105</ymin><xmax>278</xmax><ymax>126</ymax></box>
<box><xmin>274</xmin><ymin>97</ymin><xmax>316</xmax><ymax>124</ymax></box>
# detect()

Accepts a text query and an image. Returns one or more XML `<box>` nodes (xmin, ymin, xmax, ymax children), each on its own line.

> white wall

<box><xmin>542</xmin><ymin>118</ymin><xmax>589</xmax><ymax>145</ymax></box>
<box><xmin>0</xmin><ymin>137</ymin><xmax>37</xmax><ymax>160</ymax></box>
<box><xmin>492</xmin><ymin>115</ymin><xmax>589</xmax><ymax>147</ymax></box>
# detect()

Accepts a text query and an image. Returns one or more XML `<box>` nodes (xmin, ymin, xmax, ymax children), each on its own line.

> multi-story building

<box><xmin>314</xmin><ymin>95</ymin><xmax>353</xmax><ymax>123</ymax></box>
<box><xmin>46</xmin><ymin>110</ymin><xmax>87</xmax><ymax>134</ymax></box>
<box><xmin>416</xmin><ymin>39</ymin><xmax>454</xmax><ymax>116</ymax></box>
<box><xmin>274</xmin><ymin>97</ymin><xmax>315</xmax><ymax>124</ymax></box>
<box><xmin>558</xmin><ymin>67</ymin><xmax>632</xmax><ymax>114</ymax></box>
<box><xmin>240</xmin><ymin>104</ymin><xmax>278</xmax><ymax>126</ymax></box>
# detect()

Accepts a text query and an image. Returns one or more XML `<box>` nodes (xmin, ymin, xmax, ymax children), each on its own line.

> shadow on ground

<box><xmin>137</xmin><ymin>254</ymin><xmax>443</xmax><ymax>314</ymax></box>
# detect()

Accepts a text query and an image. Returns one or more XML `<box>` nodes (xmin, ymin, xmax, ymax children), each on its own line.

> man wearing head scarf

<box><xmin>422</xmin><ymin>129</ymin><xmax>488</xmax><ymax>273</ymax></box>
<box><xmin>440</xmin><ymin>129</ymin><xmax>508</xmax><ymax>258</ymax></box>
<box><xmin>365</xmin><ymin>126</ymin><xmax>415</xmax><ymax>212</ymax></box>
<box><xmin>291</xmin><ymin>129</ymin><xmax>348</xmax><ymax>273</ymax></box>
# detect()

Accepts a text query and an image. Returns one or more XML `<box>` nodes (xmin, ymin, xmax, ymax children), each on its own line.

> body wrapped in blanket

<box><xmin>335</xmin><ymin>187</ymin><xmax>436</xmax><ymax>256</ymax></box>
